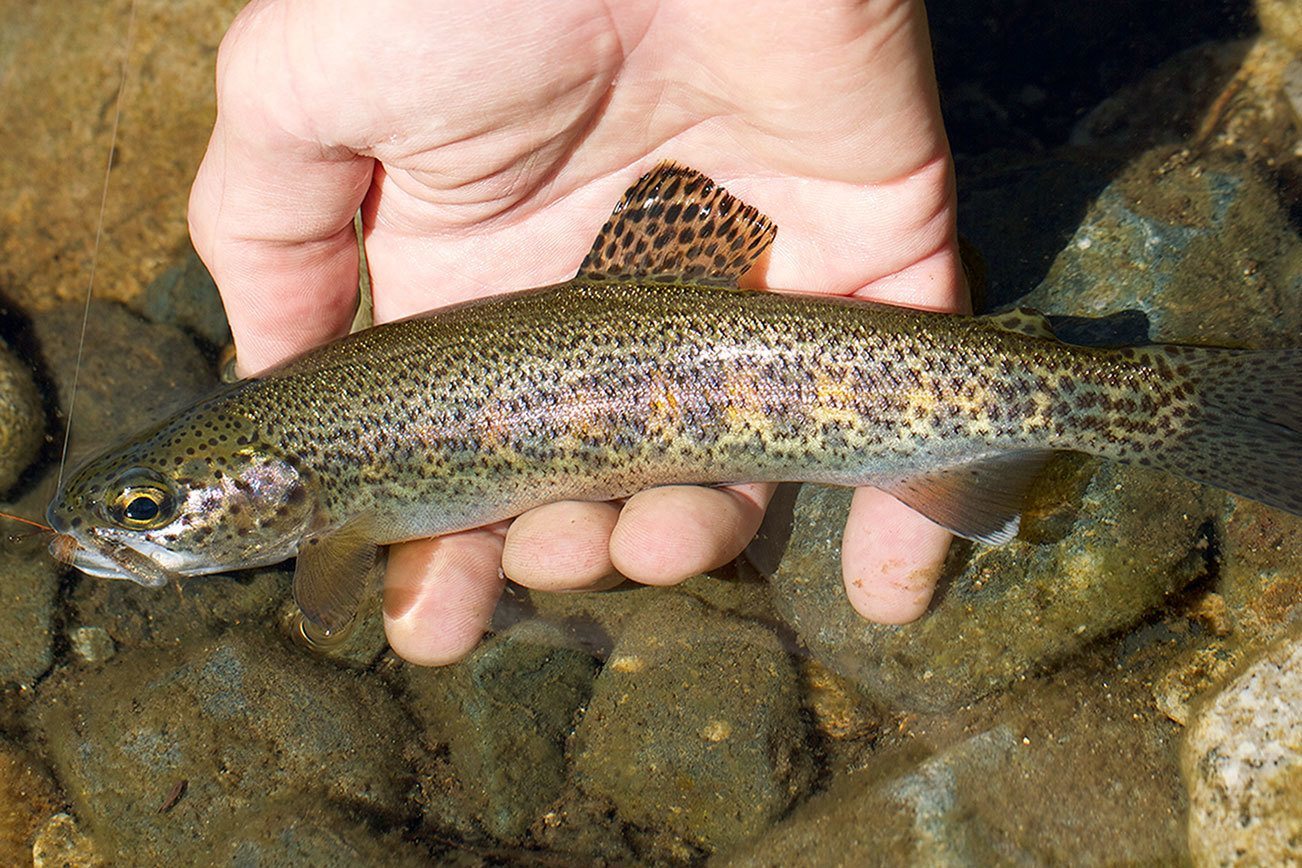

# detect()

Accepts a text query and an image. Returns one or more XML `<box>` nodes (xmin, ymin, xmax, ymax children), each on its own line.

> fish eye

<box><xmin>111</xmin><ymin>485</ymin><xmax>176</xmax><ymax>529</ymax></box>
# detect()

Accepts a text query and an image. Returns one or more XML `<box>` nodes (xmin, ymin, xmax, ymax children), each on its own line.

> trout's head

<box><xmin>46</xmin><ymin>402</ymin><xmax>316</xmax><ymax>586</ymax></box>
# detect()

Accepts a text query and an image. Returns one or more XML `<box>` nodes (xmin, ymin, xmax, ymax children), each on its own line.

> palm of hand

<box><xmin>190</xmin><ymin>0</ymin><xmax>964</xmax><ymax>664</ymax></box>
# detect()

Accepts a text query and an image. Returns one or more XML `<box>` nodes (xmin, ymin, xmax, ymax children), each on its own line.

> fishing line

<box><xmin>55</xmin><ymin>0</ymin><xmax>139</xmax><ymax>492</ymax></box>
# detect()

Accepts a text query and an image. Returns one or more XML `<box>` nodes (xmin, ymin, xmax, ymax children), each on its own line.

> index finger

<box><xmin>187</xmin><ymin>3</ymin><xmax>373</xmax><ymax>374</ymax></box>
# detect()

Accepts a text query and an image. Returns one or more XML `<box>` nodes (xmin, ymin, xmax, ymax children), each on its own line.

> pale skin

<box><xmin>188</xmin><ymin>0</ymin><xmax>965</xmax><ymax>665</ymax></box>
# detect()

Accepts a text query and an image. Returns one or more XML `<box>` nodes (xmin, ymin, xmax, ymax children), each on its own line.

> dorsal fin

<box><xmin>577</xmin><ymin>162</ymin><xmax>776</xmax><ymax>286</ymax></box>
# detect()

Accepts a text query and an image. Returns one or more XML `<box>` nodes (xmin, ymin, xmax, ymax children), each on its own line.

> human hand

<box><xmin>188</xmin><ymin>0</ymin><xmax>966</xmax><ymax>664</ymax></box>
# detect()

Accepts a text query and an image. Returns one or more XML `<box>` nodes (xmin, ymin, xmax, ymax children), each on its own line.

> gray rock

<box><xmin>722</xmin><ymin>642</ymin><xmax>1192</xmax><ymax>866</ymax></box>
<box><xmin>0</xmin><ymin>538</ymin><xmax>62</xmax><ymax>687</ymax></box>
<box><xmin>209</xmin><ymin>797</ymin><xmax>435</xmax><ymax>868</ymax></box>
<box><xmin>69</xmin><ymin>567</ymin><xmax>288</xmax><ymax>651</ymax></box>
<box><xmin>0</xmin><ymin>341</ymin><xmax>44</xmax><ymax>494</ymax></box>
<box><xmin>572</xmin><ymin>595</ymin><xmax>812</xmax><ymax>853</ymax></box>
<box><xmin>29</xmin><ymin>625</ymin><xmax>415</xmax><ymax>863</ymax></box>
<box><xmin>763</xmin><ymin>462</ymin><xmax>1211</xmax><ymax>712</ymax></box>
<box><xmin>67</xmin><ymin>625</ymin><xmax>115</xmax><ymax>664</ymax></box>
<box><xmin>136</xmin><ymin>246</ymin><xmax>231</xmax><ymax>349</ymax></box>
<box><xmin>31</xmin><ymin>299</ymin><xmax>215</xmax><ymax>456</ymax></box>
<box><xmin>1018</xmin><ymin>148</ymin><xmax>1301</xmax><ymax>347</ymax></box>
<box><xmin>407</xmin><ymin>621</ymin><xmax>598</xmax><ymax>843</ymax></box>
<box><xmin>1182</xmin><ymin>628</ymin><xmax>1302</xmax><ymax>867</ymax></box>
<box><xmin>30</xmin><ymin>813</ymin><xmax>102</xmax><ymax>868</ymax></box>
<box><xmin>1216</xmin><ymin>498</ymin><xmax>1302</xmax><ymax>651</ymax></box>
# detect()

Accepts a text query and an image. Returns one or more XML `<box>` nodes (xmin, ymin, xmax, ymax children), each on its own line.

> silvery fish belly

<box><xmin>46</xmin><ymin>163</ymin><xmax>1302</xmax><ymax>634</ymax></box>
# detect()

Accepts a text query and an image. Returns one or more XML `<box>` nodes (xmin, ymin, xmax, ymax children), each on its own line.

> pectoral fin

<box><xmin>293</xmin><ymin>519</ymin><xmax>382</xmax><ymax>635</ymax></box>
<box><xmin>878</xmin><ymin>451</ymin><xmax>1054</xmax><ymax>545</ymax></box>
<box><xmin>578</xmin><ymin>162</ymin><xmax>776</xmax><ymax>286</ymax></box>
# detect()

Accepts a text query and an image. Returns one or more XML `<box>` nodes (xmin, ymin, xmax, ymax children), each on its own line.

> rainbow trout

<box><xmin>46</xmin><ymin>164</ymin><xmax>1302</xmax><ymax>632</ymax></box>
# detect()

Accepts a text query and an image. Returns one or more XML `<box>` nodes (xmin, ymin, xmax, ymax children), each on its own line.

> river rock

<box><xmin>137</xmin><ymin>246</ymin><xmax>231</xmax><ymax>348</ymax></box>
<box><xmin>763</xmin><ymin>461</ymin><xmax>1211</xmax><ymax>712</ymax></box>
<box><xmin>722</xmin><ymin>639</ymin><xmax>1190</xmax><ymax>866</ymax></box>
<box><xmin>0</xmin><ymin>0</ymin><xmax>246</xmax><ymax>314</ymax></box>
<box><xmin>69</xmin><ymin>567</ymin><xmax>288</xmax><ymax>651</ymax></box>
<box><xmin>1216</xmin><ymin>498</ymin><xmax>1302</xmax><ymax>650</ymax></box>
<box><xmin>0</xmin><ymin>739</ymin><xmax>61</xmax><ymax>866</ymax></box>
<box><xmin>406</xmin><ymin>621</ymin><xmax>598</xmax><ymax>843</ymax></box>
<box><xmin>29</xmin><ymin>625</ymin><xmax>415</xmax><ymax>862</ymax></box>
<box><xmin>208</xmin><ymin>797</ymin><xmax>436</xmax><ymax>867</ymax></box>
<box><xmin>503</xmin><ymin>568</ymin><xmax>780</xmax><ymax>661</ymax></box>
<box><xmin>0</xmin><ymin>536</ymin><xmax>63</xmax><ymax>687</ymax></box>
<box><xmin>1182</xmin><ymin>629</ymin><xmax>1302</xmax><ymax>867</ymax></box>
<box><xmin>571</xmin><ymin>595</ymin><xmax>812</xmax><ymax>854</ymax></box>
<box><xmin>31</xmin><ymin>813</ymin><xmax>102</xmax><ymax>868</ymax></box>
<box><xmin>0</xmin><ymin>341</ymin><xmax>44</xmax><ymax>494</ymax></box>
<box><xmin>1017</xmin><ymin>148</ymin><xmax>1301</xmax><ymax>347</ymax></box>
<box><xmin>31</xmin><ymin>299</ymin><xmax>215</xmax><ymax>456</ymax></box>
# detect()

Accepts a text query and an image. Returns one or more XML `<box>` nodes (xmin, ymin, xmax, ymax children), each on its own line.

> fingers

<box><xmin>383</xmin><ymin>527</ymin><xmax>507</xmax><ymax>666</ymax></box>
<box><xmin>501</xmin><ymin>501</ymin><xmax>623</xmax><ymax>591</ymax></box>
<box><xmin>610</xmin><ymin>484</ymin><xmax>773</xmax><ymax>584</ymax></box>
<box><xmin>840</xmin><ymin>486</ymin><xmax>952</xmax><ymax>624</ymax></box>
<box><xmin>187</xmin><ymin>4</ymin><xmax>375</xmax><ymax>374</ymax></box>
<box><xmin>500</xmin><ymin>484</ymin><xmax>772</xmax><ymax>591</ymax></box>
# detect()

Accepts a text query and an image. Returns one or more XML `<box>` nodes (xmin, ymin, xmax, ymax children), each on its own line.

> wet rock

<box><xmin>723</xmin><ymin>642</ymin><xmax>1190</xmax><ymax>866</ymax></box>
<box><xmin>407</xmin><ymin>621</ymin><xmax>598</xmax><ymax>843</ymax></box>
<box><xmin>0</xmin><ymin>539</ymin><xmax>63</xmax><ymax>687</ymax></box>
<box><xmin>1217</xmin><ymin>498</ymin><xmax>1302</xmax><ymax>649</ymax></box>
<box><xmin>764</xmin><ymin>464</ymin><xmax>1211</xmax><ymax>712</ymax></box>
<box><xmin>1182</xmin><ymin>629</ymin><xmax>1302</xmax><ymax>867</ymax></box>
<box><xmin>0</xmin><ymin>0</ymin><xmax>246</xmax><ymax>313</ymax></box>
<box><xmin>208</xmin><ymin>797</ymin><xmax>435</xmax><ymax>867</ymax></box>
<box><xmin>1018</xmin><ymin>148</ymin><xmax>1302</xmax><ymax>347</ymax></box>
<box><xmin>0</xmin><ymin>340</ymin><xmax>44</xmax><ymax>494</ymax></box>
<box><xmin>31</xmin><ymin>813</ymin><xmax>102</xmax><ymax>868</ymax></box>
<box><xmin>30</xmin><ymin>625</ymin><xmax>415</xmax><ymax>862</ymax></box>
<box><xmin>721</xmin><ymin>727</ymin><xmax>1020</xmax><ymax>867</ymax></box>
<box><xmin>137</xmin><ymin>246</ymin><xmax>230</xmax><ymax>348</ymax></box>
<box><xmin>32</xmin><ymin>300</ymin><xmax>215</xmax><ymax>454</ymax></box>
<box><xmin>0</xmin><ymin>740</ymin><xmax>61</xmax><ymax>866</ymax></box>
<box><xmin>1257</xmin><ymin>0</ymin><xmax>1302</xmax><ymax>53</ymax></box>
<box><xmin>67</xmin><ymin>625</ymin><xmax>116</xmax><ymax>664</ymax></box>
<box><xmin>799</xmin><ymin>657</ymin><xmax>880</xmax><ymax>743</ymax></box>
<box><xmin>571</xmin><ymin>595</ymin><xmax>812</xmax><ymax>853</ymax></box>
<box><xmin>503</xmin><ymin>568</ymin><xmax>779</xmax><ymax>660</ymax></box>
<box><xmin>69</xmin><ymin>567</ymin><xmax>288</xmax><ymax>651</ymax></box>
<box><xmin>1152</xmin><ymin>640</ymin><xmax>1242</xmax><ymax>726</ymax></box>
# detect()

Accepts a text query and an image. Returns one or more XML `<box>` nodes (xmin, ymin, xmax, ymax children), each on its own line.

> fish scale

<box><xmin>46</xmin><ymin>163</ymin><xmax>1302</xmax><ymax>633</ymax></box>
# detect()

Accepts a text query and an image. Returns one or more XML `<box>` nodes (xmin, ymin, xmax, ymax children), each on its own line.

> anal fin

<box><xmin>293</xmin><ymin>518</ymin><xmax>382</xmax><ymax>636</ymax></box>
<box><xmin>879</xmin><ymin>450</ymin><xmax>1054</xmax><ymax>545</ymax></box>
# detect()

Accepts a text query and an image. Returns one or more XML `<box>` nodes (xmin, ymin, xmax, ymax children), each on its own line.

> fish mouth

<box><xmin>51</xmin><ymin>529</ymin><xmax>179</xmax><ymax>588</ymax></box>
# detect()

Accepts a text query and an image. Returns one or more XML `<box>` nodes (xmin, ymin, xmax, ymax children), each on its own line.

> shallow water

<box><xmin>1</xmin><ymin>1</ymin><xmax>1299</xmax><ymax>865</ymax></box>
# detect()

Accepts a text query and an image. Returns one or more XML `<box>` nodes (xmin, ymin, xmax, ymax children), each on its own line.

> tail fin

<box><xmin>1158</xmin><ymin>348</ymin><xmax>1301</xmax><ymax>516</ymax></box>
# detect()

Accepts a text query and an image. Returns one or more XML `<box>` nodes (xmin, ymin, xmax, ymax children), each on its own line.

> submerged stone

<box><xmin>571</xmin><ymin>595</ymin><xmax>813</xmax><ymax>853</ymax></box>
<box><xmin>763</xmin><ymin>463</ymin><xmax>1212</xmax><ymax>712</ymax></box>
<box><xmin>0</xmin><ymin>540</ymin><xmax>62</xmax><ymax>688</ymax></box>
<box><xmin>406</xmin><ymin>621</ymin><xmax>598</xmax><ymax>843</ymax></box>
<box><xmin>31</xmin><ymin>300</ymin><xmax>215</xmax><ymax>453</ymax></box>
<box><xmin>1182</xmin><ymin>628</ymin><xmax>1302</xmax><ymax>867</ymax></box>
<box><xmin>0</xmin><ymin>739</ymin><xmax>61</xmax><ymax>867</ymax></box>
<box><xmin>29</xmin><ymin>625</ymin><xmax>415</xmax><ymax>863</ymax></box>
<box><xmin>0</xmin><ymin>340</ymin><xmax>44</xmax><ymax>495</ymax></box>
